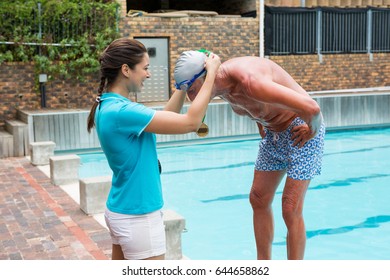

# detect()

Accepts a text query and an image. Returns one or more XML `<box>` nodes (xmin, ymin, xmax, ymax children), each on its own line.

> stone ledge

<box><xmin>50</xmin><ymin>154</ymin><xmax>80</xmax><ymax>185</ymax></box>
<box><xmin>30</xmin><ymin>141</ymin><xmax>56</xmax><ymax>165</ymax></box>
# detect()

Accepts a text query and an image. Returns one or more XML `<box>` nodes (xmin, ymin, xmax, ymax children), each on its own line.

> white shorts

<box><xmin>104</xmin><ymin>208</ymin><xmax>166</xmax><ymax>260</ymax></box>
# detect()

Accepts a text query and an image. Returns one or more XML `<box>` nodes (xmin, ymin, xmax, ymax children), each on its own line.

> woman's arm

<box><xmin>145</xmin><ymin>53</ymin><xmax>221</xmax><ymax>134</ymax></box>
<box><xmin>163</xmin><ymin>89</ymin><xmax>187</xmax><ymax>113</ymax></box>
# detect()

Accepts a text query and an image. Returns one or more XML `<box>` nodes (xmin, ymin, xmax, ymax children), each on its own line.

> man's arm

<box><xmin>246</xmin><ymin>78</ymin><xmax>322</xmax><ymax>136</ymax></box>
<box><xmin>257</xmin><ymin>122</ymin><xmax>266</xmax><ymax>138</ymax></box>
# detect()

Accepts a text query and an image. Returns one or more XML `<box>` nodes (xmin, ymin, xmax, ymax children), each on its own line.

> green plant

<box><xmin>0</xmin><ymin>0</ymin><xmax>120</xmax><ymax>84</ymax></box>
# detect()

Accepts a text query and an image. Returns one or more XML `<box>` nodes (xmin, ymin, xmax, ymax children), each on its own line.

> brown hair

<box><xmin>87</xmin><ymin>38</ymin><xmax>147</xmax><ymax>132</ymax></box>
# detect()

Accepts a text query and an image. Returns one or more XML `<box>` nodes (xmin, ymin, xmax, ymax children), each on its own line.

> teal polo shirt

<box><xmin>95</xmin><ymin>93</ymin><xmax>163</xmax><ymax>214</ymax></box>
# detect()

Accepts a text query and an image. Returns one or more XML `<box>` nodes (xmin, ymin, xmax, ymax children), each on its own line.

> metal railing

<box><xmin>265</xmin><ymin>6</ymin><xmax>390</xmax><ymax>55</ymax></box>
<box><xmin>372</xmin><ymin>10</ymin><xmax>390</xmax><ymax>52</ymax></box>
<box><xmin>0</xmin><ymin>1</ymin><xmax>119</xmax><ymax>47</ymax></box>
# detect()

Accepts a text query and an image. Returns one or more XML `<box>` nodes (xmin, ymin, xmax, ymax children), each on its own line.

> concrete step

<box><xmin>5</xmin><ymin>119</ymin><xmax>29</xmax><ymax>157</ymax></box>
<box><xmin>0</xmin><ymin>128</ymin><xmax>14</xmax><ymax>158</ymax></box>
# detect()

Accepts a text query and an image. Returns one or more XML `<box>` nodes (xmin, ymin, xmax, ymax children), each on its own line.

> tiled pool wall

<box><xmin>20</xmin><ymin>88</ymin><xmax>390</xmax><ymax>152</ymax></box>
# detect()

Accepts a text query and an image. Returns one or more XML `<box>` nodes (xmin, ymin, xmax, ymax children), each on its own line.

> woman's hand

<box><xmin>204</xmin><ymin>53</ymin><xmax>221</xmax><ymax>74</ymax></box>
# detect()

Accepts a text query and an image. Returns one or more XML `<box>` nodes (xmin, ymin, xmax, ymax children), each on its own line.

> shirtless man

<box><xmin>174</xmin><ymin>51</ymin><xmax>325</xmax><ymax>260</ymax></box>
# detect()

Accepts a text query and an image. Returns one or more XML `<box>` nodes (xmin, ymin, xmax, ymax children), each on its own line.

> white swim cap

<box><xmin>174</xmin><ymin>50</ymin><xmax>208</xmax><ymax>90</ymax></box>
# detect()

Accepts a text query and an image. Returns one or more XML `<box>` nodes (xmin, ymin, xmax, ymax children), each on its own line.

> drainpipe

<box><xmin>317</xmin><ymin>9</ymin><xmax>322</xmax><ymax>63</ymax></box>
<box><xmin>259</xmin><ymin>0</ymin><xmax>264</xmax><ymax>58</ymax></box>
<box><xmin>367</xmin><ymin>9</ymin><xmax>373</xmax><ymax>62</ymax></box>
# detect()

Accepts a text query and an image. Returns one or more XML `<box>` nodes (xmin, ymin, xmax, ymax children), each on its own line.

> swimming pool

<box><xmin>78</xmin><ymin>127</ymin><xmax>390</xmax><ymax>260</ymax></box>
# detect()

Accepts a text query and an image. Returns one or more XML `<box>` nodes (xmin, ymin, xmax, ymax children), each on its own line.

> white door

<box><xmin>136</xmin><ymin>38</ymin><xmax>169</xmax><ymax>102</ymax></box>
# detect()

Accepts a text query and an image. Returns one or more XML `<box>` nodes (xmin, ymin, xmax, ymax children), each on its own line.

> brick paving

<box><xmin>0</xmin><ymin>157</ymin><xmax>112</xmax><ymax>260</ymax></box>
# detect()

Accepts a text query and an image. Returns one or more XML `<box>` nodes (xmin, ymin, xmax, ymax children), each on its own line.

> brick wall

<box><xmin>270</xmin><ymin>53</ymin><xmax>390</xmax><ymax>90</ymax></box>
<box><xmin>0</xmin><ymin>63</ymin><xmax>98</xmax><ymax>126</ymax></box>
<box><xmin>0</xmin><ymin>63</ymin><xmax>39</xmax><ymax>125</ymax></box>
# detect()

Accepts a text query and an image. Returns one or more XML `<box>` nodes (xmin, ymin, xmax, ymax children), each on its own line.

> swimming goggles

<box><xmin>174</xmin><ymin>68</ymin><xmax>206</xmax><ymax>91</ymax></box>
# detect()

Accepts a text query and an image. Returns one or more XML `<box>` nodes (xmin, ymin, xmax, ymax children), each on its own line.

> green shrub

<box><xmin>0</xmin><ymin>0</ymin><xmax>120</xmax><ymax>82</ymax></box>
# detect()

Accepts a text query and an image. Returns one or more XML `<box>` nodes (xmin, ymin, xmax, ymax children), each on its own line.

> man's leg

<box><xmin>282</xmin><ymin>178</ymin><xmax>310</xmax><ymax>260</ymax></box>
<box><xmin>250</xmin><ymin>170</ymin><xmax>286</xmax><ymax>260</ymax></box>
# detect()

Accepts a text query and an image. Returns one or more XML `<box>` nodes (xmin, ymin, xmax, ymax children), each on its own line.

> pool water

<box><xmin>78</xmin><ymin>127</ymin><xmax>390</xmax><ymax>260</ymax></box>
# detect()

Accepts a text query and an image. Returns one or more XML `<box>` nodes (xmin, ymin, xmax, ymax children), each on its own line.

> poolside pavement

<box><xmin>0</xmin><ymin>156</ymin><xmax>112</xmax><ymax>260</ymax></box>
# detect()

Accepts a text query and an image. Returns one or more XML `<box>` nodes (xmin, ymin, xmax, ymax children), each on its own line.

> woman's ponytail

<box><xmin>87</xmin><ymin>76</ymin><xmax>106</xmax><ymax>133</ymax></box>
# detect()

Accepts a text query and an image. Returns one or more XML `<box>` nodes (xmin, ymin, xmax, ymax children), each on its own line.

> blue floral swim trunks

<box><xmin>255</xmin><ymin>117</ymin><xmax>325</xmax><ymax>180</ymax></box>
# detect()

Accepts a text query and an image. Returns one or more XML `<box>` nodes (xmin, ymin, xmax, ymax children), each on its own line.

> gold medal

<box><xmin>196</xmin><ymin>122</ymin><xmax>209</xmax><ymax>137</ymax></box>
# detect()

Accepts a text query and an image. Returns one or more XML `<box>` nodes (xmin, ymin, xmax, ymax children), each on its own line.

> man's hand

<box><xmin>291</xmin><ymin>124</ymin><xmax>313</xmax><ymax>148</ymax></box>
<box><xmin>257</xmin><ymin>123</ymin><xmax>266</xmax><ymax>138</ymax></box>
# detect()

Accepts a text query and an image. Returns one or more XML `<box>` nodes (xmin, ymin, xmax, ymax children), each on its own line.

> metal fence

<box><xmin>265</xmin><ymin>6</ymin><xmax>390</xmax><ymax>55</ymax></box>
<box><xmin>372</xmin><ymin>10</ymin><xmax>390</xmax><ymax>52</ymax></box>
<box><xmin>0</xmin><ymin>2</ymin><xmax>119</xmax><ymax>46</ymax></box>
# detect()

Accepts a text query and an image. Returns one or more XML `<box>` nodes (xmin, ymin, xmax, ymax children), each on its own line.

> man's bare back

<box><xmin>187</xmin><ymin>56</ymin><xmax>322</xmax><ymax>136</ymax></box>
<box><xmin>218</xmin><ymin>57</ymin><xmax>313</xmax><ymax>131</ymax></box>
